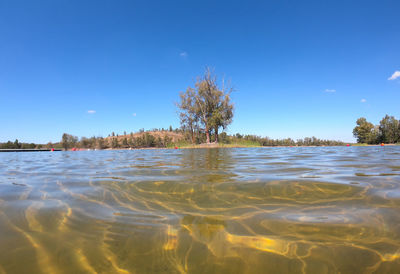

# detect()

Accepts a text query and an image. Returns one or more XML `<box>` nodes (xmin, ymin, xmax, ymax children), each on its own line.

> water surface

<box><xmin>1</xmin><ymin>147</ymin><xmax>400</xmax><ymax>273</ymax></box>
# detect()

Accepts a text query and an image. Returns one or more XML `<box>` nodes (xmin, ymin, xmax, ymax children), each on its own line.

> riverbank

<box><xmin>175</xmin><ymin>143</ymin><xmax>399</xmax><ymax>149</ymax></box>
<box><xmin>0</xmin><ymin>148</ymin><xmax>62</xmax><ymax>152</ymax></box>
<box><xmin>72</xmin><ymin>142</ymin><xmax>400</xmax><ymax>151</ymax></box>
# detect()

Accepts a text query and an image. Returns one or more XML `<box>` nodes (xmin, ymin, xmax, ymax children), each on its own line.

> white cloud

<box><xmin>324</xmin><ymin>89</ymin><xmax>336</xmax><ymax>93</ymax></box>
<box><xmin>388</xmin><ymin>71</ymin><xmax>400</xmax><ymax>80</ymax></box>
<box><xmin>361</xmin><ymin>99</ymin><xmax>366</xmax><ymax>103</ymax></box>
<box><xmin>132</xmin><ymin>113</ymin><xmax>136</xmax><ymax>117</ymax></box>
<box><xmin>180</xmin><ymin>51</ymin><xmax>188</xmax><ymax>58</ymax></box>
<box><xmin>87</xmin><ymin>110</ymin><xmax>96</xmax><ymax>114</ymax></box>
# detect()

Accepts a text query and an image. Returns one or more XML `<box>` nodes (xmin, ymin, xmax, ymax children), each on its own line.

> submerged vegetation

<box><xmin>353</xmin><ymin>114</ymin><xmax>400</xmax><ymax>144</ymax></box>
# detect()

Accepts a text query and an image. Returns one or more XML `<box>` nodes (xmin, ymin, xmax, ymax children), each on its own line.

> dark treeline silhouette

<box><xmin>0</xmin><ymin>139</ymin><xmax>40</xmax><ymax>149</ymax></box>
<box><xmin>353</xmin><ymin>115</ymin><xmax>400</xmax><ymax>144</ymax></box>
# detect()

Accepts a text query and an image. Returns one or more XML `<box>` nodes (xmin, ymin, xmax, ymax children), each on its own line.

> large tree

<box><xmin>178</xmin><ymin>68</ymin><xmax>234</xmax><ymax>143</ymax></box>
<box><xmin>353</xmin><ymin>118</ymin><xmax>375</xmax><ymax>143</ymax></box>
<box><xmin>379</xmin><ymin>115</ymin><xmax>400</xmax><ymax>143</ymax></box>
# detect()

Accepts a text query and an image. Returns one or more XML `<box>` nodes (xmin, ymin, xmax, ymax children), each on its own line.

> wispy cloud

<box><xmin>132</xmin><ymin>113</ymin><xmax>137</xmax><ymax>117</ymax></box>
<box><xmin>324</xmin><ymin>89</ymin><xmax>336</xmax><ymax>93</ymax></box>
<box><xmin>361</xmin><ymin>99</ymin><xmax>367</xmax><ymax>103</ymax></box>
<box><xmin>87</xmin><ymin>110</ymin><xmax>96</xmax><ymax>114</ymax></box>
<box><xmin>388</xmin><ymin>71</ymin><xmax>400</xmax><ymax>80</ymax></box>
<box><xmin>180</xmin><ymin>51</ymin><xmax>188</xmax><ymax>58</ymax></box>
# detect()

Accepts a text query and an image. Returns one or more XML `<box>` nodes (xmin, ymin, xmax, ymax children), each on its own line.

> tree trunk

<box><xmin>214</xmin><ymin>127</ymin><xmax>219</xmax><ymax>143</ymax></box>
<box><xmin>205</xmin><ymin>126</ymin><xmax>210</xmax><ymax>143</ymax></box>
<box><xmin>191</xmin><ymin>128</ymin><xmax>195</xmax><ymax>144</ymax></box>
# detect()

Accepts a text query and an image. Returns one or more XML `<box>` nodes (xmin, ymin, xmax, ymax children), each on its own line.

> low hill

<box><xmin>106</xmin><ymin>131</ymin><xmax>185</xmax><ymax>143</ymax></box>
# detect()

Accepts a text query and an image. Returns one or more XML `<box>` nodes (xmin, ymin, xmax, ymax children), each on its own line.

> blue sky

<box><xmin>1</xmin><ymin>0</ymin><xmax>399</xmax><ymax>143</ymax></box>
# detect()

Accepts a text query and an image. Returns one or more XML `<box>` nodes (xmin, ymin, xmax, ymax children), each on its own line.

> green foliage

<box><xmin>111</xmin><ymin>138</ymin><xmax>119</xmax><ymax>149</ymax></box>
<box><xmin>0</xmin><ymin>139</ymin><xmax>39</xmax><ymax>149</ymax></box>
<box><xmin>219</xmin><ymin>132</ymin><xmax>230</xmax><ymax>144</ymax></box>
<box><xmin>122</xmin><ymin>137</ymin><xmax>129</xmax><ymax>148</ymax></box>
<box><xmin>177</xmin><ymin>67</ymin><xmax>234</xmax><ymax>143</ymax></box>
<box><xmin>353</xmin><ymin>115</ymin><xmax>400</xmax><ymax>144</ymax></box>
<box><xmin>379</xmin><ymin>115</ymin><xmax>400</xmax><ymax>143</ymax></box>
<box><xmin>96</xmin><ymin>137</ymin><xmax>106</xmax><ymax>149</ymax></box>
<box><xmin>353</xmin><ymin>118</ymin><xmax>375</xmax><ymax>143</ymax></box>
<box><xmin>225</xmin><ymin>134</ymin><xmax>344</xmax><ymax>146</ymax></box>
<box><xmin>61</xmin><ymin>133</ymin><xmax>78</xmax><ymax>150</ymax></box>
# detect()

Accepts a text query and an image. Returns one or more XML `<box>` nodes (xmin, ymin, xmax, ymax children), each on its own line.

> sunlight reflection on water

<box><xmin>0</xmin><ymin>147</ymin><xmax>400</xmax><ymax>273</ymax></box>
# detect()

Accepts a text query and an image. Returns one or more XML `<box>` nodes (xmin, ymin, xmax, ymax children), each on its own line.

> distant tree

<box><xmin>21</xmin><ymin>142</ymin><xmax>36</xmax><ymax>149</ymax></box>
<box><xmin>366</xmin><ymin>126</ymin><xmax>380</xmax><ymax>144</ymax></box>
<box><xmin>97</xmin><ymin>137</ymin><xmax>106</xmax><ymax>149</ymax></box>
<box><xmin>177</xmin><ymin>87</ymin><xmax>198</xmax><ymax>143</ymax></box>
<box><xmin>128</xmin><ymin>136</ymin><xmax>135</xmax><ymax>148</ymax></box>
<box><xmin>156</xmin><ymin>136</ymin><xmax>163</xmax><ymax>147</ymax></box>
<box><xmin>13</xmin><ymin>139</ymin><xmax>21</xmax><ymax>149</ymax></box>
<box><xmin>379</xmin><ymin>115</ymin><xmax>400</xmax><ymax>143</ymax></box>
<box><xmin>0</xmin><ymin>141</ymin><xmax>13</xmax><ymax>149</ymax></box>
<box><xmin>219</xmin><ymin>132</ymin><xmax>230</xmax><ymax>144</ymax></box>
<box><xmin>177</xmin><ymin>67</ymin><xmax>234</xmax><ymax>143</ymax></box>
<box><xmin>80</xmin><ymin>137</ymin><xmax>91</xmax><ymax>148</ymax></box>
<box><xmin>111</xmin><ymin>138</ymin><xmax>119</xmax><ymax>149</ymax></box>
<box><xmin>122</xmin><ymin>137</ymin><xmax>128</xmax><ymax>147</ymax></box>
<box><xmin>144</xmin><ymin>133</ymin><xmax>155</xmax><ymax>147</ymax></box>
<box><xmin>163</xmin><ymin>136</ymin><xmax>172</xmax><ymax>147</ymax></box>
<box><xmin>61</xmin><ymin>133</ymin><xmax>78</xmax><ymax>150</ymax></box>
<box><xmin>353</xmin><ymin>118</ymin><xmax>375</xmax><ymax>143</ymax></box>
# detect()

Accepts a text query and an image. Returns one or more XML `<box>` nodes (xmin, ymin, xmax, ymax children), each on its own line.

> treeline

<box><xmin>0</xmin><ymin>139</ymin><xmax>40</xmax><ymax>149</ymax></box>
<box><xmin>106</xmin><ymin>126</ymin><xmax>179</xmax><ymax>137</ymax></box>
<box><xmin>353</xmin><ymin>114</ymin><xmax>400</xmax><ymax>144</ymax></box>
<box><xmin>2</xmin><ymin>130</ymin><xmax>345</xmax><ymax>151</ymax></box>
<box><xmin>60</xmin><ymin>132</ymin><xmax>174</xmax><ymax>150</ymax></box>
<box><xmin>180</xmin><ymin>131</ymin><xmax>344</xmax><ymax>146</ymax></box>
<box><xmin>109</xmin><ymin>133</ymin><xmax>173</xmax><ymax>149</ymax></box>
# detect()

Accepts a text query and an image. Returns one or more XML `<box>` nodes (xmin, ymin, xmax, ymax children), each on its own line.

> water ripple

<box><xmin>0</xmin><ymin>147</ymin><xmax>400</xmax><ymax>273</ymax></box>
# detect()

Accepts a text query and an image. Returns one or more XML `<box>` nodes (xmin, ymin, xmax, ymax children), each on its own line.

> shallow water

<box><xmin>1</xmin><ymin>147</ymin><xmax>400</xmax><ymax>273</ymax></box>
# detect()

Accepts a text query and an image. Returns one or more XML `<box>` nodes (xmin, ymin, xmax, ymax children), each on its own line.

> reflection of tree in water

<box><xmin>180</xmin><ymin>148</ymin><xmax>236</xmax><ymax>170</ymax></box>
<box><xmin>179</xmin><ymin>148</ymin><xmax>238</xmax><ymax>185</ymax></box>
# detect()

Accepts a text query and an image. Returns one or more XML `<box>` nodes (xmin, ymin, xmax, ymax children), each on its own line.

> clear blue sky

<box><xmin>1</xmin><ymin>0</ymin><xmax>399</xmax><ymax>143</ymax></box>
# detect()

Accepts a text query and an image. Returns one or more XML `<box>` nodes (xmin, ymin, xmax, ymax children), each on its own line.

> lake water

<box><xmin>1</xmin><ymin>147</ymin><xmax>400</xmax><ymax>273</ymax></box>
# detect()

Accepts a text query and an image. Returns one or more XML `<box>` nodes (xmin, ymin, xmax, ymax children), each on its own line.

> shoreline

<box><xmin>59</xmin><ymin>143</ymin><xmax>399</xmax><ymax>151</ymax></box>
